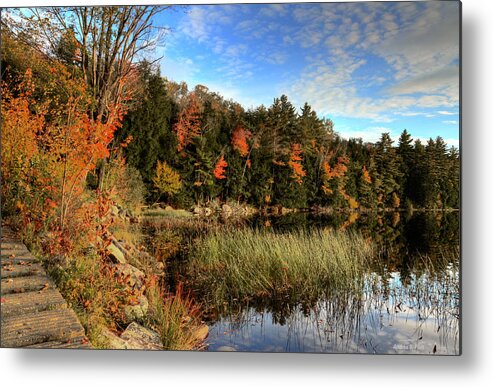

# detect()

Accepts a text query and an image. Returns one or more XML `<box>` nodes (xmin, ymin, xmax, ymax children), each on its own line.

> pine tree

<box><xmin>117</xmin><ymin>63</ymin><xmax>176</xmax><ymax>186</ymax></box>
<box><xmin>375</xmin><ymin>133</ymin><xmax>402</xmax><ymax>207</ymax></box>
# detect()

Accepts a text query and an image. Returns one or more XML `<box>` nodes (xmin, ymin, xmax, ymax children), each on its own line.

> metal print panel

<box><xmin>0</xmin><ymin>1</ymin><xmax>461</xmax><ymax>354</ymax></box>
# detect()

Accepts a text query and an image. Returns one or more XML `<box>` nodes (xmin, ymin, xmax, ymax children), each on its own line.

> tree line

<box><xmin>116</xmin><ymin>64</ymin><xmax>460</xmax><ymax>210</ymax></box>
<box><xmin>1</xmin><ymin>7</ymin><xmax>459</xmax><ymax>219</ymax></box>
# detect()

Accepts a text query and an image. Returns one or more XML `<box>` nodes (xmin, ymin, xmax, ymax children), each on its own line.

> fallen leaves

<box><xmin>38</xmin><ymin>283</ymin><xmax>50</xmax><ymax>293</ymax></box>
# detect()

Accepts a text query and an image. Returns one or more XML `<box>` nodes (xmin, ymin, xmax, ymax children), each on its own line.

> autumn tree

<box><xmin>213</xmin><ymin>155</ymin><xmax>228</xmax><ymax>180</ymax></box>
<box><xmin>174</xmin><ymin>92</ymin><xmax>203</xmax><ymax>153</ymax></box>
<box><xmin>152</xmin><ymin>160</ymin><xmax>182</xmax><ymax>202</ymax></box>
<box><xmin>231</xmin><ymin>125</ymin><xmax>252</xmax><ymax>157</ymax></box>
<box><xmin>288</xmin><ymin>144</ymin><xmax>306</xmax><ymax>184</ymax></box>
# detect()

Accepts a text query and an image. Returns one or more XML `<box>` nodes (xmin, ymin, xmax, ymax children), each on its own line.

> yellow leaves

<box><xmin>348</xmin><ymin>197</ymin><xmax>359</xmax><ymax>209</ymax></box>
<box><xmin>153</xmin><ymin>160</ymin><xmax>182</xmax><ymax>196</ymax></box>
<box><xmin>392</xmin><ymin>192</ymin><xmax>401</xmax><ymax>208</ymax></box>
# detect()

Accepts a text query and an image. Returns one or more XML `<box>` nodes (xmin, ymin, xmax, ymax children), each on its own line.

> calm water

<box><xmin>147</xmin><ymin>210</ymin><xmax>460</xmax><ymax>354</ymax></box>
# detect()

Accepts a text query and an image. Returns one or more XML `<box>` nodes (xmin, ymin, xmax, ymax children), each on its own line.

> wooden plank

<box><xmin>26</xmin><ymin>337</ymin><xmax>92</xmax><ymax>349</ymax></box>
<box><xmin>1</xmin><ymin>309</ymin><xmax>86</xmax><ymax>348</ymax></box>
<box><xmin>1</xmin><ymin>288</ymin><xmax>67</xmax><ymax>319</ymax></box>
<box><xmin>1</xmin><ymin>275</ymin><xmax>55</xmax><ymax>295</ymax></box>
<box><xmin>1</xmin><ymin>262</ymin><xmax>44</xmax><ymax>278</ymax></box>
<box><xmin>1</xmin><ymin>226</ymin><xmax>92</xmax><ymax>349</ymax></box>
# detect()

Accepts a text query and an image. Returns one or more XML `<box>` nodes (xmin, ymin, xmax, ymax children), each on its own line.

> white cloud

<box><xmin>443</xmin><ymin>120</ymin><xmax>458</xmax><ymax>125</ymax></box>
<box><xmin>334</xmin><ymin>125</ymin><xmax>394</xmax><ymax>143</ymax></box>
<box><xmin>287</xmin><ymin>1</ymin><xmax>459</xmax><ymax>123</ymax></box>
<box><xmin>179</xmin><ymin>7</ymin><xmax>209</xmax><ymax>42</ymax></box>
<box><xmin>161</xmin><ymin>56</ymin><xmax>199</xmax><ymax>84</ymax></box>
<box><xmin>437</xmin><ymin>110</ymin><xmax>458</xmax><ymax>115</ymax></box>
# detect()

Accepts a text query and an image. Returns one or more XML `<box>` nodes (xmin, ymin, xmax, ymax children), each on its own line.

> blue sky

<box><xmin>153</xmin><ymin>1</ymin><xmax>460</xmax><ymax>147</ymax></box>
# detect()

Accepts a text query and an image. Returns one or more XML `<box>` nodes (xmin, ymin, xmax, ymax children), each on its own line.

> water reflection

<box><xmin>207</xmin><ymin>268</ymin><xmax>459</xmax><ymax>354</ymax></box>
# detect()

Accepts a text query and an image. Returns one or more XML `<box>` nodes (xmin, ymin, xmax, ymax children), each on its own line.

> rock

<box><xmin>110</xmin><ymin>205</ymin><xmax>119</xmax><ymax>216</ymax></box>
<box><xmin>221</xmin><ymin>204</ymin><xmax>233</xmax><ymax>217</ymax></box>
<box><xmin>107</xmin><ymin>242</ymin><xmax>126</xmax><ymax>264</ymax></box>
<box><xmin>114</xmin><ymin>263</ymin><xmax>145</xmax><ymax>290</ymax></box>
<box><xmin>101</xmin><ymin>323</ymin><xmax>163</xmax><ymax>350</ymax></box>
<box><xmin>123</xmin><ymin>295</ymin><xmax>149</xmax><ymax>323</ymax></box>
<box><xmin>120</xmin><ymin>322</ymin><xmax>163</xmax><ymax>350</ymax></box>
<box><xmin>216</xmin><ymin>345</ymin><xmax>236</xmax><ymax>352</ymax></box>
<box><xmin>192</xmin><ymin>324</ymin><xmax>209</xmax><ymax>341</ymax></box>
<box><xmin>100</xmin><ymin>328</ymin><xmax>128</xmax><ymax>350</ymax></box>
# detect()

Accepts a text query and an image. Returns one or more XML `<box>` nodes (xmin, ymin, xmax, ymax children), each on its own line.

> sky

<box><xmin>152</xmin><ymin>1</ymin><xmax>460</xmax><ymax>147</ymax></box>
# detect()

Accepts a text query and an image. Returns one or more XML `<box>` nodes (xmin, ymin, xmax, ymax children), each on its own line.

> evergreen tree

<box><xmin>375</xmin><ymin>133</ymin><xmax>402</xmax><ymax>207</ymax></box>
<box><xmin>117</xmin><ymin>63</ymin><xmax>176</xmax><ymax>187</ymax></box>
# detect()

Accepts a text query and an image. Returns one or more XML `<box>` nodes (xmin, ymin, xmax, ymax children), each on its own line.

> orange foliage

<box><xmin>321</xmin><ymin>155</ymin><xmax>351</xmax><ymax>202</ymax></box>
<box><xmin>174</xmin><ymin>93</ymin><xmax>202</xmax><ymax>152</ymax></box>
<box><xmin>2</xmin><ymin>67</ymin><xmax>122</xmax><ymax>255</ymax></box>
<box><xmin>231</xmin><ymin>125</ymin><xmax>252</xmax><ymax>157</ymax></box>
<box><xmin>214</xmin><ymin>155</ymin><xmax>228</xmax><ymax>180</ymax></box>
<box><xmin>288</xmin><ymin>144</ymin><xmax>306</xmax><ymax>184</ymax></box>
<box><xmin>361</xmin><ymin>166</ymin><xmax>372</xmax><ymax>184</ymax></box>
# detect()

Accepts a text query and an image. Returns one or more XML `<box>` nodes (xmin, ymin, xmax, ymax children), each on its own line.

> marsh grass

<box><xmin>146</xmin><ymin>282</ymin><xmax>205</xmax><ymax>350</ymax></box>
<box><xmin>189</xmin><ymin>228</ymin><xmax>373</xmax><ymax>305</ymax></box>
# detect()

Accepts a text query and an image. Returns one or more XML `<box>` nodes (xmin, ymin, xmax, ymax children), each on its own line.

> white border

<box><xmin>1</xmin><ymin>1</ymin><xmax>492</xmax><ymax>386</ymax></box>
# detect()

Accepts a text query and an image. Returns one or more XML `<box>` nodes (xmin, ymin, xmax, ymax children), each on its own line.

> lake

<box><xmin>144</xmin><ymin>210</ymin><xmax>460</xmax><ymax>354</ymax></box>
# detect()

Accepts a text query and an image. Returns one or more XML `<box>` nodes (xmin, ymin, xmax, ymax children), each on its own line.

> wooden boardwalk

<box><xmin>1</xmin><ymin>227</ymin><xmax>92</xmax><ymax>349</ymax></box>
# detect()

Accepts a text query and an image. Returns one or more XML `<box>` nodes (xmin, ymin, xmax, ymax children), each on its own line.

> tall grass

<box><xmin>189</xmin><ymin>228</ymin><xmax>373</xmax><ymax>305</ymax></box>
<box><xmin>146</xmin><ymin>282</ymin><xmax>206</xmax><ymax>350</ymax></box>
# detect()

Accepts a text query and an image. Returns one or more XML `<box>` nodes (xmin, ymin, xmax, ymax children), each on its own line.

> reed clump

<box><xmin>146</xmin><ymin>282</ymin><xmax>206</xmax><ymax>350</ymax></box>
<box><xmin>189</xmin><ymin>228</ymin><xmax>373</xmax><ymax>304</ymax></box>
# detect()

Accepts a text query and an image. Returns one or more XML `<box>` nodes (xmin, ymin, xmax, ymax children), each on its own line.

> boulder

<box><xmin>216</xmin><ymin>345</ymin><xmax>236</xmax><ymax>352</ymax></box>
<box><xmin>100</xmin><ymin>328</ymin><xmax>128</xmax><ymax>350</ymax></box>
<box><xmin>221</xmin><ymin>204</ymin><xmax>233</xmax><ymax>217</ymax></box>
<box><xmin>110</xmin><ymin>205</ymin><xmax>120</xmax><ymax>216</ymax></box>
<box><xmin>123</xmin><ymin>295</ymin><xmax>149</xmax><ymax>323</ymax></box>
<box><xmin>192</xmin><ymin>324</ymin><xmax>209</xmax><ymax>341</ymax></box>
<box><xmin>114</xmin><ymin>263</ymin><xmax>145</xmax><ymax>290</ymax></box>
<box><xmin>107</xmin><ymin>242</ymin><xmax>126</xmax><ymax>264</ymax></box>
<box><xmin>102</xmin><ymin>323</ymin><xmax>163</xmax><ymax>350</ymax></box>
<box><xmin>121</xmin><ymin>322</ymin><xmax>163</xmax><ymax>350</ymax></box>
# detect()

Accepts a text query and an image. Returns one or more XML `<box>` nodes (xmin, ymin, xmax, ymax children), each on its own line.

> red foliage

<box><xmin>174</xmin><ymin>93</ymin><xmax>202</xmax><ymax>152</ymax></box>
<box><xmin>214</xmin><ymin>155</ymin><xmax>228</xmax><ymax>180</ymax></box>
<box><xmin>231</xmin><ymin>125</ymin><xmax>252</xmax><ymax>157</ymax></box>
